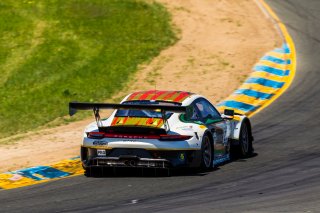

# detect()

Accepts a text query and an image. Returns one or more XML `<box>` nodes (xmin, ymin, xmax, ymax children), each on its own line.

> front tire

<box><xmin>238</xmin><ymin>123</ymin><xmax>253</xmax><ymax>157</ymax></box>
<box><xmin>200</xmin><ymin>134</ymin><xmax>213</xmax><ymax>170</ymax></box>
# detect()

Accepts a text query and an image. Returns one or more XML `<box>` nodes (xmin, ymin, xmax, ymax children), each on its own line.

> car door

<box><xmin>193</xmin><ymin>98</ymin><xmax>228</xmax><ymax>161</ymax></box>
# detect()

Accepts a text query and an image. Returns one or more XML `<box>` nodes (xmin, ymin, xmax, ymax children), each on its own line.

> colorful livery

<box><xmin>69</xmin><ymin>90</ymin><xmax>254</xmax><ymax>176</ymax></box>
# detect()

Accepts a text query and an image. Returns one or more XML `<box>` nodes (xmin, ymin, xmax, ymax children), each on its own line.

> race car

<box><xmin>69</xmin><ymin>90</ymin><xmax>253</xmax><ymax>176</ymax></box>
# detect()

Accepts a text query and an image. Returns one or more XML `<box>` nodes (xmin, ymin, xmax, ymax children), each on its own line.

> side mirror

<box><xmin>224</xmin><ymin>109</ymin><xmax>234</xmax><ymax>116</ymax></box>
<box><xmin>222</xmin><ymin>109</ymin><xmax>234</xmax><ymax>120</ymax></box>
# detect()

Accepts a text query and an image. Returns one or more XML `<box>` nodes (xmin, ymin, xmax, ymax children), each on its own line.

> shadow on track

<box><xmin>84</xmin><ymin>152</ymin><xmax>258</xmax><ymax>178</ymax></box>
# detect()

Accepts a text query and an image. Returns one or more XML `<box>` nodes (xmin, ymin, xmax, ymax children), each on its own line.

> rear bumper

<box><xmin>81</xmin><ymin>147</ymin><xmax>202</xmax><ymax>169</ymax></box>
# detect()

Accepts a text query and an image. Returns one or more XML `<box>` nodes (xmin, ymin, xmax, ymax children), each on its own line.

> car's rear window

<box><xmin>115</xmin><ymin>100</ymin><xmax>181</xmax><ymax>118</ymax></box>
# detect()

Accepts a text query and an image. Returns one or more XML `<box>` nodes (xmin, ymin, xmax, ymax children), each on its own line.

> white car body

<box><xmin>70</xmin><ymin>90</ymin><xmax>253</xmax><ymax>172</ymax></box>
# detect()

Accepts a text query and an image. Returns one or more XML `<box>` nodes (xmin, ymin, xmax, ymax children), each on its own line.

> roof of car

<box><xmin>125</xmin><ymin>90</ymin><xmax>194</xmax><ymax>103</ymax></box>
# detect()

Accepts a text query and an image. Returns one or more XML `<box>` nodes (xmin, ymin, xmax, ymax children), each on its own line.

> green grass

<box><xmin>0</xmin><ymin>0</ymin><xmax>177</xmax><ymax>138</ymax></box>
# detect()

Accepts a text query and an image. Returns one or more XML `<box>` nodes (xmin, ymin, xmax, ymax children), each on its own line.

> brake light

<box><xmin>87</xmin><ymin>132</ymin><xmax>105</xmax><ymax>139</ymax></box>
<box><xmin>159</xmin><ymin>135</ymin><xmax>192</xmax><ymax>141</ymax></box>
<box><xmin>87</xmin><ymin>132</ymin><xmax>192</xmax><ymax>141</ymax></box>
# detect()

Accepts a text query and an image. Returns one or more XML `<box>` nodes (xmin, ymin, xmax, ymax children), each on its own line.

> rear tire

<box><xmin>200</xmin><ymin>134</ymin><xmax>213</xmax><ymax>170</ymax></box>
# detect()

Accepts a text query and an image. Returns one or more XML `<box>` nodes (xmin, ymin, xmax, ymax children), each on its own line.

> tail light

<box><xmin>87</xmin><ymin>132</ymin><xmax>105</xmax><ymax>139</ymax></box>
<box><xmin>87</xmin><ymin>132</ymin><xmax>192</xmax><ymax>141</ymax></box>
<box><xmin>159</xmin><ymin>135</ymin><xmax>192</xmax><ymax>141</ymax></box>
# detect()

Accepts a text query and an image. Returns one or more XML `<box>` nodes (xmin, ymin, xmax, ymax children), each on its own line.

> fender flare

<box><xmin>232</xmin><ymin>116</ymin><xmax>253</xmax><ymax>141</ymax></box>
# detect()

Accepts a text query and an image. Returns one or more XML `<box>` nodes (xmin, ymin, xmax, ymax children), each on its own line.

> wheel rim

<box><xmin>203</xmin><ymin>136</ymin><xmax>212</xmax><ymax>168</ymax></box>
<box><xmin>241</xmin><ymin>125</ymin><xmax>249</xmax><ymax>153</ymax></box>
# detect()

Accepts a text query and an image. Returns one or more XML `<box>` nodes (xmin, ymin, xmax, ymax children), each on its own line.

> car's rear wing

<box><xmin>69</xmin><ymin>102</ymin><xmax>186</xmax><ymax>116</ymax></box>
<box><xmin>69</xmin><ymin>102</ymin><xmax>186</xmax><ymax>131</ymax></box>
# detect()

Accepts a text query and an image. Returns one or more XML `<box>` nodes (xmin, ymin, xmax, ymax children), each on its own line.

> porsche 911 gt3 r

<box><xmin>69</xmin><ymin>90</ymin><xmax>253</xmax><ymax>176</ymax></box>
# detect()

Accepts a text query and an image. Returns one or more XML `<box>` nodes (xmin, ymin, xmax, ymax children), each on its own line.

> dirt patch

<box><xmin>0</xmin><ymin>0</ymin><xmax>281</xmax><ymax>173</ymax></box>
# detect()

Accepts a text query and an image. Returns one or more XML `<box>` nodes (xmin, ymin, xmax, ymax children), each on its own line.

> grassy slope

<box><xmin>0</xmin><ymin>0</ymin><xmax>176</xmax><ymax>138</ymax></box>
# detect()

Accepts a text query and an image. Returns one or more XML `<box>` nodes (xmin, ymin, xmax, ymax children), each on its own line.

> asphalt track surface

<box><xmin>1</xmin><ymin>1</ymin><xmax>320</xmax><ymax>212</ymax></box>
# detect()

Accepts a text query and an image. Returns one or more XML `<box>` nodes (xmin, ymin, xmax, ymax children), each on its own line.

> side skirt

<box><xmin>213</xmin><ymin>154</ymin><xmax>230</xmax><ymax>167</ymax></box>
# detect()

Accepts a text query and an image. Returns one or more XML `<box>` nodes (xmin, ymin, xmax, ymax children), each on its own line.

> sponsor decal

<box><xmin>176</xmin><ymin>125</ymin><xmax>193</xmax><ymax>131</ymax></box>
<box><xmin>93</xmin><ymin>140</ymin><xmax>108</xmax><ymax>146</ymax></box>
<box><xmin>179</xmin><ymin>153</ymin><xmax>185</xmax><ymax>161</ymax></box>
